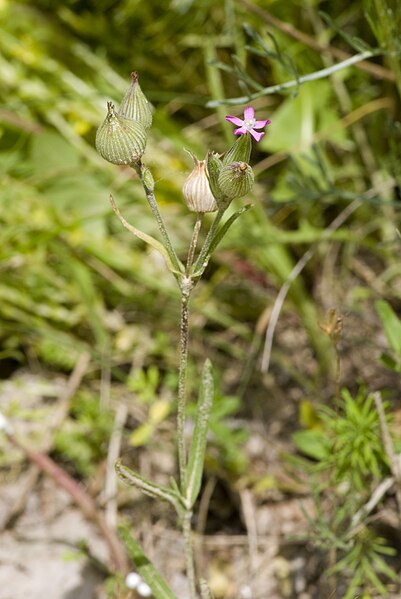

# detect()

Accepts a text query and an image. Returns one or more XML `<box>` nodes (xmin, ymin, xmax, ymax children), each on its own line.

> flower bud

<box><xmin>96</xmin><ymin>101</ymin><xmax>147</xmax><ymax>165</ymax></box>
<box><xmin>222</xmin><ymin>133</ymin><xmax>251</xmax><ymax>166</ymax></box>
<box><xmin>218</xmin><ymin>161</ymin><xmax>254</xmax><ymax>200</ymax></box>
<box><xmin>183</xmin><ymin>151</ymin><xmax>218</xmax><ymax>213</ymax></box>
<box><xmin>141</xmin><ymin>166</ymin><xmax>155</xmax><ymax>192</ymax></box>
<box><xmin>206</xmin><ymin>151</ymin><xmax>224</xmax><ymax>202</ymax></box>
<box><xmin>118</xmin><ymin>72</ymin><xmax>152</xmax><ymax>130</ymax></box>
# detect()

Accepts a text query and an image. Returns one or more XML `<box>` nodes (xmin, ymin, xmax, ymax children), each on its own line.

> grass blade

<box><xmin>119</xmin><ymin>526</ymin><xmax>179</xmax><ymax>599</ymax></box>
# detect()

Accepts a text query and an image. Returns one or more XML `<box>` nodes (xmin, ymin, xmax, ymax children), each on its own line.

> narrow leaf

<box><xmin>192</xmin><ymin>205</ymin><xmax>251</xmax><ymax>278</ymax></box>
<box><xmin>110</xmin><ymin>195</ymin><xmax>181</xmax><ymax>275</ymax></box>
<box><xmin>184</xmin><ymin>359</ymin><xmax>214</xmax><ymax>508</ymax></box>
<box><xmin>115</xmin><ymin>460</ymin><xmax>183</xmax><ymax>512</ymax></box>
<box><xmin>119</xmin><ymin>526</ymin><xmax>179</xmax><ymax>599</ymax></box>
<box><xmin>208</xmin><ymin>204</ymin><xmax>252</xmax><ymax>257</ymax></box>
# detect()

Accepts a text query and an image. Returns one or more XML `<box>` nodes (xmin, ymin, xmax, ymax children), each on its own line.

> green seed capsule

<box><xmin>96</xmin><ymin>102</ymin><xmax>147</xmax><ymax>165</ymax></box>
<box><xmin>218</xmin><ymin>161</ymin><xmax>254</xmax><ymax>200</ymax></box>
<box><xmin>118</xmin><ymin>72</ymin><xmax>152</xmax><ymax>130</ymax></box>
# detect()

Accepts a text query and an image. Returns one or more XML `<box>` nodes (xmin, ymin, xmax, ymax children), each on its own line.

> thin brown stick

<box><xmin>1</xmin><ymin>352</ymin><xmax>91</xmax><ymax>530</ymax></box>
<box><xmin>7</xmin><ymin>432</ymin><xmax>128</xmax><ymax>573</ymax></box>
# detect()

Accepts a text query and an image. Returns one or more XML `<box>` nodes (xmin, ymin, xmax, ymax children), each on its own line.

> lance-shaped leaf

<box><xmin>110</xmin><ymin>195</ymin><xmax>182</xmax><ymax>276</ymax></box>
<box><xmin>119</xmin><ymin>526</ymin><xmax>179</xmax><ymax>599</ymax></box>
<box><xmin>192</xmin><ymin>204</ymin><xmax>252</xmax><ymax>279</ymax></box>
<box><xmin>115</xmin><ymin>460</ymin><xmax>183</xmax><ymax>514</ymax></box>
<box><xmin>184</xmin><ymin>360</ymin><xmax>214</xmax><ymax>508</ymax></box>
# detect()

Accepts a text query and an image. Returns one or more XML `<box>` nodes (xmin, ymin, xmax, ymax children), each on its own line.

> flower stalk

<box><xmin>96</xmin><ymin>74</ymin><xmax>270</xmax><ymax>598</ymax></box>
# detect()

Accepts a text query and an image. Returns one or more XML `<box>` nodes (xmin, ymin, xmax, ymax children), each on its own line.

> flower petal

<box><xmin>225</xmin><ymin>115</ymin><xmax>244</xmax><ymax>127</ymax></box>
<box><xmin>250</xmin><ymin>129</ymin><xmax>265</xmax><ymax>142</ymax></box>
<box><xmin>253</xmin><ymin>119</ymin><xmax>271</xmax><ymax>129</ymax></box>
<box><xmin>243</xmin><ymin>106</ymin><xmax>254</xmax><ymax>120</ymax></box>
<box><xmin>234</xmin><ymin>126</ymin><xmax>247</xmax><ymax>135</ymax></box>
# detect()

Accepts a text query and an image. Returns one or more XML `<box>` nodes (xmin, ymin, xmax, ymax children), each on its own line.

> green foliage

<box><xmin>332</xmin><ymin>530</ymin><xmax>398</xmax><ymax>599</ymax></box>
<box><xmin>54</xmin><ymin>390</ymin><xmax>114</xmax><ymax>476</ymax></box>
<box><xmin>126</xmin><ymin>366</ymin><xmax>173</xmax><ymax>447</ymax></box>
<box><xmin>294</xmin><ymin>389</ymin><xmax>396</xmax><ymax>596</ymax></box>
<box><xmin>2</xmin><ymin>1</ymin><xmax>401</xmax><ymax>597</ymax></box>
<box><xmin>127</xmin><ymin>366</ymin><xmax>161</xmax><ymax>404</ymax></box>
<box><xmin>376</xmin><ymin>299</ymin><xmax>401</xmax><ymax>372</ymax></box>
<box><xmin>294</xmin><ymin>388</ymin><xmax>390</xmax><ymax>491</ymax></box>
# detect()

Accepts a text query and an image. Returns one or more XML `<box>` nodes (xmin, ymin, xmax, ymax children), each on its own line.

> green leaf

<box><xmin>119</xmin><ymin>526</ymin><xmax>179</xmax><ymax>599</ymax></box>
<box><xmin>184</xmin><ymin>359</ymin><xmax>214</xmax><ymax>508</ymax></box>
<box><xmin>292</xmin><ymin>429</ymin><xmax>330</xmax><ymax>460</ymax></box>
<box><xmin>192</xmin><ymin>205</ymin><xmax>252</xmax><ymax>278</ymax></box>
<box><xmin>110</xmin><ymin>195</ymin><xmax>182</xmax><ymax>276</ymax></box>
<box><xmin>115</xmin><ymin>460</ymin><xmax>183</xmax><ymax>513</ymax></box>
<box><xmin>376</xmin><ymin>299</ymin><xmax>401</xmax><ymax>357</ymax></box>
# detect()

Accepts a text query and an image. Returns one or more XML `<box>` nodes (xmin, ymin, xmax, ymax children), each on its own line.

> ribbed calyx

<box><xmin>183</xmin><ymin>151</ymin><xmax>218</xmax><ymax>213</ymax></box>
<box><xmin>96</xmin><ymin>101</ymin><xmax>147</xmax><ymax>165</ymax></box>
<box><xmin>118</xmin><ymin>71</ymin><xmax>153</xmax><ymax>130</ymax></box>
<box><xmin>218</xmin><ymin>161</ymin><xmax>254</xmax><ymax>200</ymax></box>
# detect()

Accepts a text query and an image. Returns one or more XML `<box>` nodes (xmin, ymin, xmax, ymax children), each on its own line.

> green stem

<box><xmin>192</xmin><ymin>209</ymin><xmax>225</xmax><ymax>277</ymax></box>
<box><xmin>186</xmin><ymin>213</ymin><xmax>203</xmax><ymax>275</ymax></box>
<box><xmin>183</xmin><ymin>509</ymin><xmax>197</xmax><ymax>599</ymax></box>
<box><xmin>177</xmin><ymin>277</ymin><xmax>193</xmax><ymax>486</ymax></box>
<box><xmin>133</xmin><ymin>162</ymin><xmax>183</xmax><ymax>277</ymax></box>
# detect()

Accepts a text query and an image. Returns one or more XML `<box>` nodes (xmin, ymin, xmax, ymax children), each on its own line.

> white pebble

<box><xmin>137</xmin><ymin>581</ymin><xmax>152</xmax><ymax>597</ymax></box>
<box><xmin>0</xmin><ymin>412</ymin><xmax>12</xmax><ymax>434</ymax></box>
<box><xmin>125</xmin><ymin>571</ymin><xmax>141</xmax><ymax>589</ymax></box>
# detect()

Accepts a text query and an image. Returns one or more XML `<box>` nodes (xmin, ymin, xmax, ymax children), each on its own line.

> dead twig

<box><xmin>7</xmin><ymin>431</ymin><xmax>128</xmax><ymax>573</ymax></box>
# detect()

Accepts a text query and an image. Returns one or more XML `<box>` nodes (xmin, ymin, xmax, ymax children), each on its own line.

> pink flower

<box><xmin>225</xmin><ymin>106</ymin><xmax>270</xmax><ymax>142</ymax></box>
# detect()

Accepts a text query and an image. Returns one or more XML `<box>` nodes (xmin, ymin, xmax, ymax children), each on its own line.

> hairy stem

<box><xmin>177</xmin><ymin>277</ymin><xmax>193</xmax><ymax>485</ymax></box>
<box><xmin>178</xmin><ymin>278</ymin><xmax>198</xmax><ymax>597</ymax></box>
<box><xmin>183</xmin><ymin>508</ymin><xmax>197</xmax><ymax>599</ymax></box>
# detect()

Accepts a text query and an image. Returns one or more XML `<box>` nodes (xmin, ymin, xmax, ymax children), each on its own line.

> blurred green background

<box><xmin>1</xmin><ymin>0</ymin><xmax>401</xmax><ymax>468</ymax></box>
<box><xmin>2</xmin><ymin>0</ymin><xmax>401</xmax><ymax>596</ymax></box>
